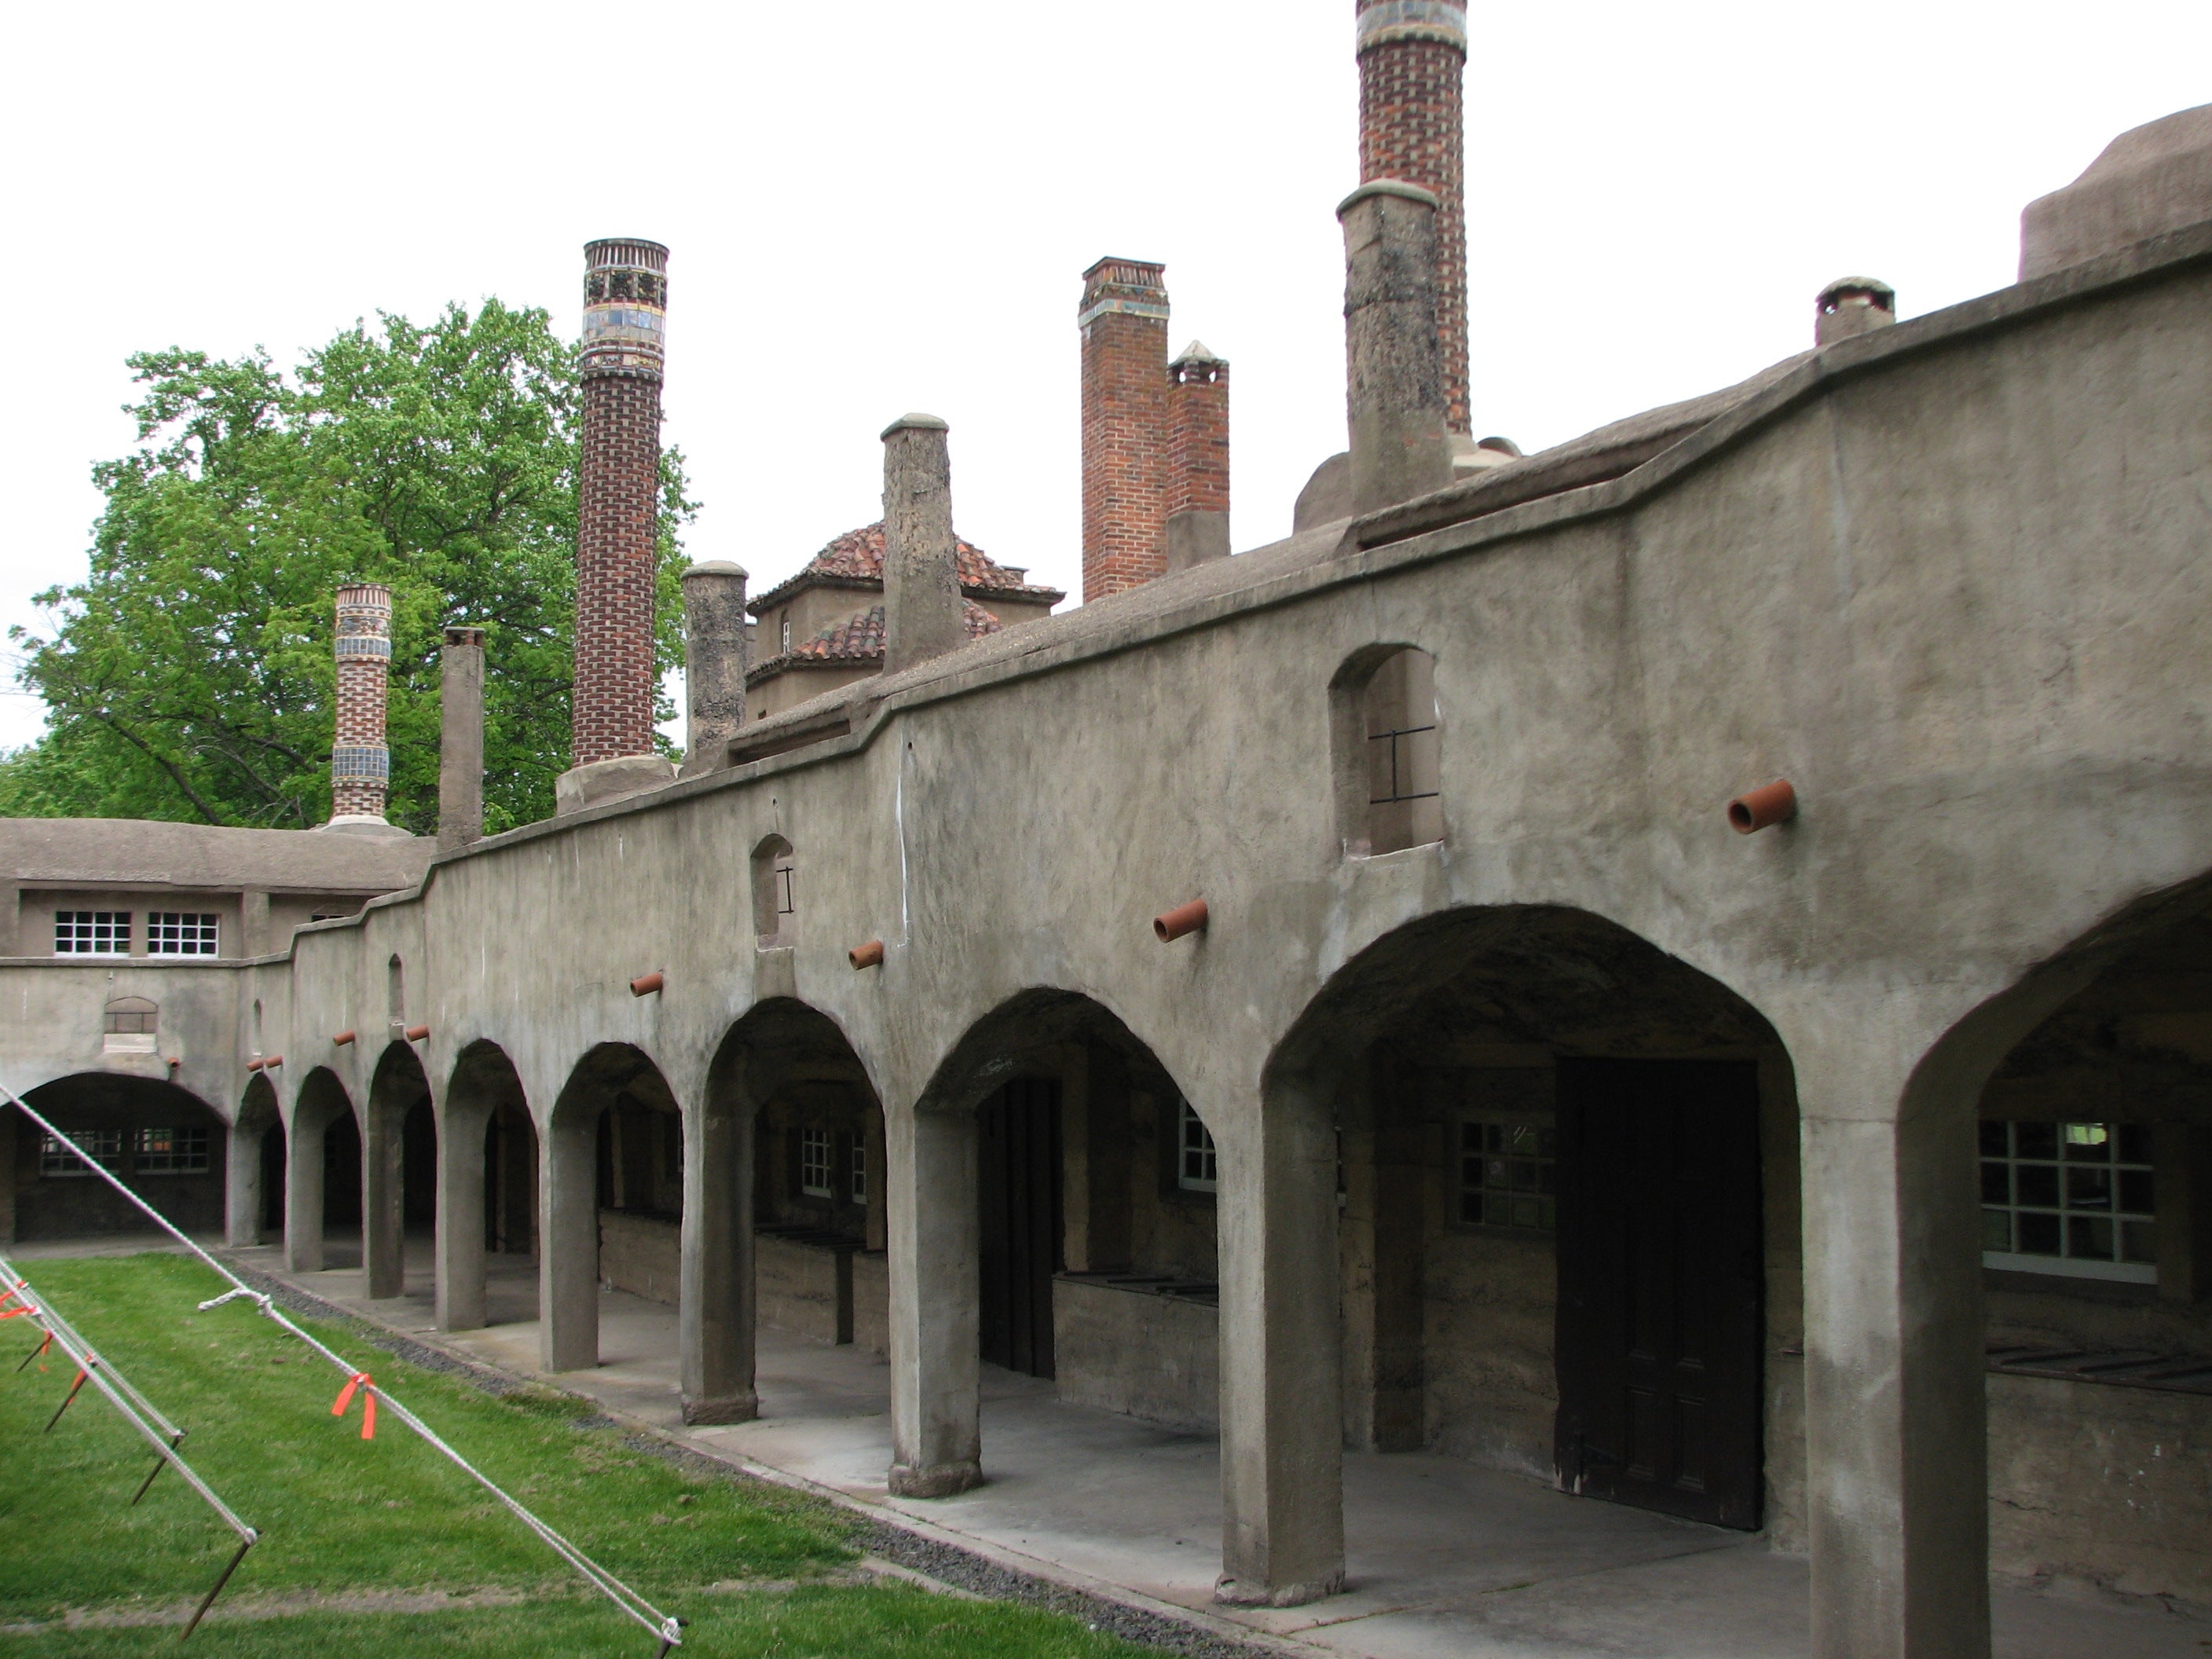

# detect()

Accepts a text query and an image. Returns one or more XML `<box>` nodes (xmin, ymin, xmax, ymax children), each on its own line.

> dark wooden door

<box><xmin>1554</xmin><ymin>1059</ymin><xmax>1763</xmax><ymax>1530</ymax></box>
<box><xmin>979</xmin><ymin>1079</ymin><xmax>1063</xmax><ymax>1379</ymax></box>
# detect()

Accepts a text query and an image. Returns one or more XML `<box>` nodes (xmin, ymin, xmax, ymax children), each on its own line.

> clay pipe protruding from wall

<box><xmin>404</xmin><ymin>1024</ymin><xmax>430</xmax><ymax>1043</ymax></box>
<box><xmin>264</xmin><ymin>1056</ymin><xmax>282</xmax><ymax>1070</ymax></box>
<box><xmin>246</xmin><ymin>1059</ymin><xmax>264</xmax><ymax>1072</ymax></box>
<box><xmin>1154</xmin><ymin>898</ymin><xmax>1209</xmax><ymax>943</ymax></box>
<box><xmin>849</xmin><ymin>939</ymin><xmax>885</xmax><ymax>971</ymax></box>
<box><xmin>629</xmin><ymin>972</ymin><xmax>665</xmax><ymax>998</ymax></box>
<box><xmin>1727</xmin><ymin>779</ymin><xmax>1797</xmax><ymax>834</ymax></box>
<box><xmin>333</xmin><ymin>1030</ymin><xmax>356</xmax><ymax>1046</ymax></box>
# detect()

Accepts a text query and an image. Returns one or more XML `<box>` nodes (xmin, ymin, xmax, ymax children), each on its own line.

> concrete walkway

<box><xmin>167</xmin><ymin>1236</ymin><xmax>2209</xmax><ymax>1659</ymax></box>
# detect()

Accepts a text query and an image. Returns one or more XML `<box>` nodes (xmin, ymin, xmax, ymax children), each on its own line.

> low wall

<box><xmin>598</xmin><ymin>1209</ymin><xmax>678</xmax><ymax>1306</ymax></box>
<box><xmin>1053</xmin><ymin>1274</ymin><xmax>1219</xmax><ymax>1431</ymax></box>
<box><xmin>756</xmin><ymin>1228</ymin><xmax>853</xmax><ymax>1345</ymax></box>
<box><xmin>854</xmin><ymin>1249</ymin><xmax>888</xmax><ymax>1357</ymax></box>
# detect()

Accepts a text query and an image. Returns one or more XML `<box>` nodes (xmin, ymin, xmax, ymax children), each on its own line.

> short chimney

<box><xmin>880</xmin><ymin>416</ymin><xmax>964</xmax><ymax>675</ymax></box>
<box><xmin>328</xmin><ymin>584</ymin><xmax>394</xmax><ymax>830</ymax></box>
<box><xmin>438</xmin><ymin>626</ymin><xmax>485</xmax><ymax>852</ymax></box>
<box><xmin>1340</xmin><ymin>180</ymin><xmax>1455</xmax><ymax>518</ymax></box>
<box><xmin>680</xmin><ymin>561</ymin><xmax>749</xmax><ymax>773</ymax></box>
<box><xmin>1079</xmin><ymin>257</ymin><xmax>1171</xmax><ymax>601</ymax></box>
<box><xmin>1165</xmin><ymin>342</ymin><xmax>1231</xmax><ymax>573</ymax></box>
<box><xmin>1358</xmin><ymin>0</ymin><xmax>1470</xmax><ymax>437</ymax></box>
<box><xmin>1815</xmin><ymin>276</ymin><xmax>1896</xmax><ymax>346</ymax></box>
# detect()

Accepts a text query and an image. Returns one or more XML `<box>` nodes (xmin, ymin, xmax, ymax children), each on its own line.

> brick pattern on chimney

<box><xmin>331</xmin><ymin>584</ymin><xmax>393</xmax><ymax>821</ymax></box>
<box><xmin>573</xmin><ymin>239</ymin><xmax>668</xmax><ymax>768</ymax></box>
<box><xmin>1357</xmin><ymin>0</ymin><xmax>1469</xmax><ymax>435</ymax></box>
<box><xmin>1166</xmin><ymin>347</ymin><xmax>1230</xmax><ymax>520</ymax></box>
<box><xmin>1079</xmin><ymin>258</ymin><xmax>1171</xmax><ymax>601</ymax></box>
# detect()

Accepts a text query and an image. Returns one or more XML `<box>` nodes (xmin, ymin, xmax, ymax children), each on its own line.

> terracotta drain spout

<box><xmin>849</xmin><ymin>939</ymin><xmax>886</xmax><ymax>971</ymax></box>
<box><xmin>404</xmin><ymin>1024</ymin><xmax>430</xmax><ymax>1043</ymax></box>
<box><xmin>629</xmin><ymin>972</ymin><xmax>665</xmax><ymax>998</ymax></box>
<box><xmin>1728</xmin><ymin>779</ymin><xmax>1797</xmax><ymax>834</ymax></box>
<box><xmin>332</xmin><ymin>1030</ymin><xmax>356</xmax><ymax>1047</ymax></box>
<box><xmin>246</xmin><ymin>1059</ymin><xmax>263</xmax><ymax>1073</ymax></box>
<box><xmin>264</xmin><ymin>1056</ymin><xmax>283</xmax><ymax>1070</ymax></box>
<box><xmin>1154</xmin><ymin>898</ymin><xmax>1209</xmax><ymax>943</ymax></box>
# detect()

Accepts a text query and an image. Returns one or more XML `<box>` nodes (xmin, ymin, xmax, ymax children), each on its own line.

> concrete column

<box><xmin>225</xmin><ymin>1119</ymin><xmax>266</xmax><ymax>1247</ymax></box>
<box><xmin>679</xmin><ymin>563</ymin><xmax>748</xmax><ymax>775</ymax></box>
<box><xmin>1339</xmin><ymin>181</ymin><xmax>1454</xmax><ymax>518</ymax></box>
<box><xmin>541</xmin><ymin>1108</ymin><xmax>601</xmax><ymax>1372</ymax></box>
<box><xmin>679</xmin><ymin>1101</ymin><xmax>756</xmax><ymax>1423</ymax></box>
<box><xmin>886</xmin><ymin>1104</ymin><xmax>981</xmax><ymax>1496</ymax></box>
<box><xmin>0</xmin><ymin>881</ymin><xmax>19</xmax><ymax>956</ymax></box>
<box><xmin>863</xmin><ymin>1103</ymin><xmax>888</xmax><ymax>1254</ymax></box>
<box><xmin>1217</xmin><ymin>1072</ymin><xmax>1344</xmax><ymax>1607</ymax></box>
<box><xmin>435</xmin><ymin>1101</ymin><xmax>489</xmax><ymax>1331</ymax></box>
<box><xmin>880</xmin><ymin>416</ymin><xmax>964</xmax><ymax>676</ymax></box>
<box><xmin>1798</xmin><ymin>1019</ymin><xmax>1989</xmax><ymax>1659</ymax></box>
<box><xmin>362</xmin><ymin>1103</ymin><xmax>405</xmax><ymax>1298</ymax></box>
<box><xmin>286</xmin><ymin>1111</ymin><xmax>328</xmax><ymax>1273</ymax></box>
<box><xmin>238</xmin><ymin>890</ymin><xmax>270</xmax><ymax>956</ymax></box>
<box><xmin>438</xmin><ymin>627</ymin><xmax>485</xmax><ymax>853</ymax></box>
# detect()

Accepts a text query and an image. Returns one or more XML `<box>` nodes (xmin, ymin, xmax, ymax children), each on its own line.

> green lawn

<box><xmin>0</xmin><ymin>1254</ymin><xmax>1150</xmax><ymax>1657</ymax></box>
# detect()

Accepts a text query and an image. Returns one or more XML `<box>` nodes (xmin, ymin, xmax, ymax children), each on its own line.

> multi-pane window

<box><xmin>773</xmin><ymin>857</ymin><xmax>796</xmax><ymax>922</ymax></box>
<box><xmin>54</xmin><ymin>911</ymin><xmax>130</xmax><ymax>955</ymax></box>
<box><xmin>1359</xmin><ymin>648</ymin><xmax>1444</xmax><ymax>855</ymax></box>
<box><xmin>1177</xmin><ymin>1099</ymin><xmax>1218</xmax><ymax>1192</ymax></box>
<box><xmin>40</xmin><ymin>1130</ymin><xmax>123</xmax><ymax>1176</ymax></box>
<box><xmin>148</xmin><ymin>913</ymin><xmax>219</xmax><ymax>956</ymax></box>
<box><xmin>1982</xmin><ymin>1120</ymin><xmax>2156</xmax><ymax>1284</ymax></box>
<box><xmin>799</xmin><ymin>1127</ymin><xmax>833</xmax><ymax>1198</ymax></box>
<box><xmin>134</xmin><ymin>1126</ymin><xmax>210</xmax><ymax>1174</ymax></box>
<box><xmin>103</xmin><ymin>1002</ymin><xmax>156</xmax><ymax>1035</ymax></box>
<box><xmin>851</xmin><ymin>1139</ymin><xmax>868</xmax><ymax>1205</ymax></box>
<box><xmin>1459</xmin><ymin>1117</ymin><xmax>1558</xmax><ymax>1230</ymax></box>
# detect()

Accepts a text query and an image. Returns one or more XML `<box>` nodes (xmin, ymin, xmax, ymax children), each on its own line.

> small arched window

<box><xmin>752</xmin><ymin>835</ymin><xmax>797</xmax><ymax>946</ymax></box>
<box><xmin>387</xmin><ymin>955</ymin><xmax>405</xmax><ymax>1023</ymax></box>
<box><xmin>103</xmin><ymin>996</ymin><xmax>159</xmax><ymax>1053</ymax></box>
<box><xmin>1334</xmin><ymin>646</ymin><xmax>1442</xmax><ymax>856</ymax></box>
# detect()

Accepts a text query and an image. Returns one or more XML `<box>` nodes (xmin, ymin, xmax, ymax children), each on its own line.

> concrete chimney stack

<box><xmin>680</xmin><ymin>562</ymin><xmax>749</xmax><ymax>773</ymax></box>
<box><xmin>438</xmin><ymin>627</ymin><xmax>485</xmax><ymax>852</ymax></box>
<box><xmin>327</xmin><ymin>583</ymin><xmax>395</xmax><ymax>832</ymax></box>
<box><xmin>1165</xmin><ymin>342</ymin><xmax>1231</xmax><ymax>573</ymax></box>
<box><xmin>880</xmin><ymin>416</ymin><xmax>964</xmax><ymax>676</ymax></box>
<box><xmin>1357</xmin><ymin>0</ymin><xmax>1469</xmax><ymax>438</ymax></box>
<box><xmin>1815</xmin><ymin>276</ymin><xmax>1897</xmax><ymax>347</ymax></box>
<box><xmin>1341</xmin><ymin>181</ymin><xmax>1455</xmax><ymax>518</ymax></box>
<box><xmin>1079</xmin><ymin>258</ymin><xmax>1172</xmax><ymax>601</ymax></box>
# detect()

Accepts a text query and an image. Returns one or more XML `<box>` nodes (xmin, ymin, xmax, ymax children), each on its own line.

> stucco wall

<box><xmin>1054</xmin><ymin>1276</ymin><xmax>1220</xmax><ymax>1431</ymax></box>
<box><xmin>599</xmin><ymin>1209</ymin><xmax>679</xmax><ymax>1306</ymax></box>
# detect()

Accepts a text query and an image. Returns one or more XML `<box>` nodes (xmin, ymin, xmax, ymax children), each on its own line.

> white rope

<box><xmin>5</xmin><ymin>1086</ymin><xmax>683</xmax><ymax>1653</ymax></box>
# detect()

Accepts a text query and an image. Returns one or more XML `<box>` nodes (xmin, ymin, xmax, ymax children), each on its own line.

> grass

<box><xmin>0</xmin><ymin>1254</ymin><xmax>1152</xmax><ymax>1657</ymax></box>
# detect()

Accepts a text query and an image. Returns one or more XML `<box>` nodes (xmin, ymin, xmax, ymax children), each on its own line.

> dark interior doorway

<box><xmin>324</xmin><ymin>1111</ymin><xmax>362</xmax><ymax>1228</ymax></box>
<box><xmin>979</xmin><ymin>1078</ymin><xmax>1063</xmax><ymax>1379</ymax></box>
<box><xmin>260</xmin><ymin>1128</ymin><xmax>286</xmax><ymax>1233</ymax></box>
<box><xmin>402</xmin><ymin>1097</ymin><xmax>437</xmax><ymax>1230</ymax></box>
<box><xmin>1554</xmin><ymin>1059</ymin><xmax>1763</xmax><ymax>1530</ymax></box>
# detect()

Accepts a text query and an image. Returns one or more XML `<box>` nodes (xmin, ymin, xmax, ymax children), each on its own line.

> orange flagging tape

<box><xmin>332</xmin><ymin>1372</ymin><xmax>377</xmax><ymax>1440</ymax></box>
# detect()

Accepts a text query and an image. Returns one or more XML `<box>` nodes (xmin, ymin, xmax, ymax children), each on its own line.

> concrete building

<box><xmin>7</xmin><ymin>9</ymin><xmax>2212</xmax><ymax>1654</ymax></box>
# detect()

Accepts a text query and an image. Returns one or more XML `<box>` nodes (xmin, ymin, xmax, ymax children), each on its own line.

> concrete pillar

<box><xmin>225</xmin><ymin>1119</ymin><xmax>265</xmax><ymax>1247</ymax></box>
<box><xmin>880</xmin><ymin>416</ymin><xmax>964</xmax><ymax>676</ymax></box>
<box><xmin>541</xmin><ymin>1108</ymin><xmax>600</xmax><ymax>1372</ymax></box>
<box><xmin>679</xmin><ymin>1101</ymin><xmax>756</xmax><ymax>1423</ymax></box>
<box><xmin>285</xmin><ymin>1110</ymin><xmax>328</xmax><ymax>1273</ymax></box>
<box><xmin>238</xmin><ymin>890</ymin><xmax>270</xmax><ymax>956</ymax></box>
<box><xmin>1799</xmin><ymin>1020</ymin><xmax>1989</xmax><ymax>1659</ymax></box>
<box><xmin>438</xmin><ymin>627</ymin><xmax>485</xmax><ymax>853</ymax></box>
<box><xmin>886</xmin><ymin>1104</ymin><xmax>982</xmax><ymax>1496</ymax></box>
<box><xmin>0</xmin><ymin>881</ymin><xmax>19</xmax><ymax>956</ymax></box>
<box><xmin>1216</xmin><ymin>1072</ymin><xmax>1344</xmax><ymax>1607</ymax></box>
<box><xmin>1339</xmin><ymin>181</ymin><xmax>1454</xmax><ymax>518</ymax></box>
<box><xmin>679</xmin><ymin>562</ymin><xmax>748</xmax><ymax>775</ymax></box>
<box><xmin>863</xmin><ymin>1103</ymin><xmax>888</xmax><ymax>1254</ymax></box>
<box><xmin>435</xmin><ymin>1101</ymin><xmax>489</xmax><ymax>1331</ymax></box>
<box><xmin>362</xmin><ymin>1102</ymin><xmax>405</xmax><ymax>1298</ymax></box>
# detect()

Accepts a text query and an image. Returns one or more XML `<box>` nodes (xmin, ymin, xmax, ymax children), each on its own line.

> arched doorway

<box><xmin>435</xmin><ymin>1041</ymin><xmax>536</xmax><ymax>1334</ymax></box>
<box><xmin>364</xmin><ymin>1042</ymin><xmax>434</xmax><ymax>1300</ymax></box>
<box><xmin>229</xmin><ymin>1072</ymin><xmax>284</xmax><ymax>1247</ymax></box>
<box><xmin>5</xmin><ymin>1073</ymin><xmax>228</xmax><ymax>1243</ymax></box>
<box><xmin>287</xmin><ymin>1067</ymin><xmax>358</xmax><ymax>1273</ymax></box>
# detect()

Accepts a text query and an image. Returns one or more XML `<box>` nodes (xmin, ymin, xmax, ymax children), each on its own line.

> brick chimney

<box><xmin>328</xmin><ymin>583</ymin><xmax>394</xmax><ymax>830</ymax></box>
<box><xmin>1079</xmin><ymin>258</ymin><xmax>1171</xmax><ymax>601</ymax></box>
<box><xmin>1165</xmin><ymin>342</ymin><xmax>1230</xmax><ymax>572</ymax></box>
<box><xmin>1357</xmin><ymin>0</ymin><xmax>1469</xmax><ymax>438</ymax></box>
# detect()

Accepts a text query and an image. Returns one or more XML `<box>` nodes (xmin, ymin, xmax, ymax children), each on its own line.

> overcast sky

<box><xmin>2</xmin><ymin>1</ymin><xmax>2207</xmax><ymax>751</ymax></box>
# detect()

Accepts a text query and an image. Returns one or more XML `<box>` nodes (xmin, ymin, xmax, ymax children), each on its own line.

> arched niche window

<box><xmin>1332</xmin><ymin>646</ymin><xmax>1443</xmax><ymax>856</ymax></box>
<box><xmin>386</xmin><ymin>955</ymin><xmax>405</xmax><ymax>1023</ymax></box>
<box><xmin>752</xmin><ymin>835</ymin><xmax>797</xmax><ymax>947</ymax></box>
<box><xmin>103</xmin><ymin>996</ymin><xmax>158</xmax><ymax>1054</ymax></box>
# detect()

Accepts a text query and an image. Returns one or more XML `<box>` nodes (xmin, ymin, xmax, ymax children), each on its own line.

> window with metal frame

<box><xmin>799</xmin><ymin>1126</ymin><xmax>833</xmax><ymax>1198</ymax></box>
<box><xmin>40</xmin><ymin>1130</ymin><xmax>123</xmax><ymax>1175</ymax></box>
<box><xmin>147</xmin><ymin>912</ymin><xmax>220</xmax><ymax>956</ymax></box>
<box><xmin>1459</xmin><ymin>1115</ymin><xmax>1558</xmax><ymax>1230</ymax></box>
<box><xmin>54</xmin><ymin>911</ymin><xmax>130</xmax><ymax>955</ymax></box>
<box><xmin>1177</xmin><ymin>1099</ymin><xmax>1218</xmax><ymax>1192</ymax></box>
<box><xmin>134</xmin><ymin>1126</ymin><xmax>211</xmax><ymax>1174</ymax></box>
<box><xmin>1981</xmin><ymin>1120</ymin><xmax>2155</xmax><ymax>1283</ymax></box>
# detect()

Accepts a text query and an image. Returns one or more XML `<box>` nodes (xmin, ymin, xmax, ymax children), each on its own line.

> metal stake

<box><xmin>16</xmin><ymin>1332</ymin><xmax>51</xmax><ymax>1372</ymax></box>
<box><xmin>131</xmin><ymin>1453</ymin><xmax>170</xmax><ymax>1506</ymax></box>
<box><xmin>44</xmin><ymin>1368</ymin><xmax>89</xmax><ymax>1431</ymax></box>
<box><xmin>179</xmin><ymin>1538</ymin><xmax>253</xmax><ymax>1643</ymax></box>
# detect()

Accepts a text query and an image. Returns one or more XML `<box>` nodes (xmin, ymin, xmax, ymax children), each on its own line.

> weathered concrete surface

<box><xmin>438</xmin><ymin>628</ymin><xmax>485</xmax><ymax>852</ymax></box>
<box><xmin>599</xmin><ymin>1208</ymin><xmax>679</xmax><ymax>1305</ymax></box>
<box><xmin>1053</xmin><ymin>1276</ymin><xmax>1220</xmax><ymax>1431</ymax></box>
<box><xmin>679</xmin><ymin>562</ymin><xmax>748</xmax><ymax>774</ymax></box>
<box><xmin>879</xmin><ymin>416</ymin><xmax>963</xmax><ymax>676</ymax></box>
<box><xmin>552</xmin><ymin>753</ymin><xmax>677</xmax><ymax>815</ymax></box>
<box><xmin>756</xmin><ymin>1229</ymin><xmax>852</xmax><ymax>1345</ymax></box>
<box><xmin>2023</xmin><ymin>104</ymin><xmax>2212</xmax><ymax>279</ymax></box>
<box><xmin>1339</xmin><ymin>181</ymin><xmax>1453</xmax><ymax>516</ymax></box>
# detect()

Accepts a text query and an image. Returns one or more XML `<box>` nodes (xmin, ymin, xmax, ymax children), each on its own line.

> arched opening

<box><xmin>1332</xmin><ymin>645</ymin><xmax>1442</xmax><ymax>857</ymax></box>
<box><xmin>364</xmin><ymin>1042</ymin><xmax>433</xmax><ymax>1300</ymax></box>
<box><xmin>101</xmin><ymin>995</ymin><xmax>159</xmax><ymax>1056</ymax></box>
<box><xmin>287</xmin><ymin>1067</ymin><xmax>358</xmax><ymax>1273</ymax></box>
<box><xmin>752</xmin><ymin>834</ymin><xmax>797</xmax><ymax>946</ymax></box>
<box><xmin>229</xmin><ymin>1072</ymin><xmax>284</xmax><ymax>1247</ymax></box>
<box><xmin>1264</xmin><ymin>906</ymin><xmax>1797</xmax><ymax>1551</ymax></box>
<box><xmin>544</xmin><ymin>1043</ymin><xmax>681</xmax><ymax>1372</ymax></box>
<box><xmin>5</xmin><ymin>1073</ymin><xmax>227</xmax><ymax>1243</ymax></box>
<box><xmin>436</xmin><ymin>1041</ymin><xmax>537</xmax><ymax>1335</ymax></box>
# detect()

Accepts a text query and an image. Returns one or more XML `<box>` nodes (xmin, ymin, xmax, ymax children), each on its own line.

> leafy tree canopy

<box><xmin>0</xmin><ymin>300</ymin><xmax>694</xmax><ymax>834</ymax></box>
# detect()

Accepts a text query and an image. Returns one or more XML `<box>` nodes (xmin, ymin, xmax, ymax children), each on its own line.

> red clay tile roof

<box><xmin>750</xmin><ymin>599</ymin><xmax>1002</xmax><ymax>679</ymax></box>
<box><xmin>750</xmin><ymin>522</ymin><xmax>1063</xmax><ymax>613</ymax></box>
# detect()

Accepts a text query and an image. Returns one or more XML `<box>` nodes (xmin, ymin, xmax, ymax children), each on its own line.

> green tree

<box><xmin>0</xmin><ymin>301</ymin><xmax>694</xmax><ymax>834</ymax></box>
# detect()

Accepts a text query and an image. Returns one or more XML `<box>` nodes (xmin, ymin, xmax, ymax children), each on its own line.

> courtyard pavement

<box><xmin>27</xmin><ymin>1230</ymin><xmax>2203</xmax><ymax>1659</ymax></box>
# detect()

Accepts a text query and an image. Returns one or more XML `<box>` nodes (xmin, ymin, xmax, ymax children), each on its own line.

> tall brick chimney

<box><xmin>1357</xmin><ymin>0</ymin><xmax>1469</xmax><ymax>438</ymax></box>
<box><xmin>1165</xmin><ymin>342</ymin><xmax>1230</xmax><ymax>572</ymax></box>
<box><xmin>558</xmin><ymin>238</ymin><xmax>679</xmax><ymax>815</ymax></box>
<box><xmin>328</xmin><ymin>583</ymin><xmax>394</xmax><ymax>831</ymax></box>
<box><xmin>1079</xmin><ymin>258</ymin><xmax>1171</xmax><ymax>601</ymax></box>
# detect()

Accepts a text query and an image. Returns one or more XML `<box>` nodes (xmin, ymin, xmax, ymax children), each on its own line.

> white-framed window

<box><xmin>1459</xmin><ymin>1115</ymin><xmax>1558</xmax><ymax>1231</ymax></box>
<box><xmin>799</xmin><ymin>1126</ymin><xmax>833</xmax><ymax>1198</ymax></box>
<box><xmin>134</xmin><ymin>1126</ymin><xmax>210</xmax><ymax>1175</ymax></box>
<box><xmin>851</xmin><ymin>1138</ymin><xmax>868</xmax><ymax>1205</ymax></box>
<box><xmin>1177</xmin><ymin>1099</ymin><xmax>1217</xmax><ymax>1192</ymax></box>
<box><xmin>40</xmin><ymin>1130</ymin><xmax>123</xmax><ymax>1176</ymax></box>
<box><xmin>147</xmin><ymin>913</ymin><xmax>219</xmax><ymax>956</ymax></box>
<box><xmin>1982</xmin><ymin>1120</ymin><xmax>2156</xmax><ymax>1283</ymax></box>
<box><xmin>54</xmin><ymin>911</ymin><xmax>130</xmax><ymax>955</ymax></box>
